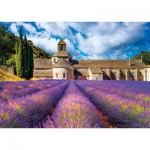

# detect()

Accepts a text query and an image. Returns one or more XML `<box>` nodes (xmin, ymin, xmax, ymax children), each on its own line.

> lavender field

<box><xmin>0</xmin><ymin>80</ymin><xmax>150</xmax><ymax>128</ymax></box>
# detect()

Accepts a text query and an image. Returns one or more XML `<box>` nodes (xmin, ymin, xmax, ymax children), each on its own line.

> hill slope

<box><xmin>0</xmin><ymin>69</ymin><xmax>23</xmax><ymax>81</ymax></box>
<box><xmin>33</xmin><ymin>45</ymin><xmax>51</xmax><ymax>59</ymax></box>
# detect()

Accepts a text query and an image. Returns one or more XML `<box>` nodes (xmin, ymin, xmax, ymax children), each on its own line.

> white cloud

<box><xmin>36</xmin><ymin>22</ymin><xmax>71</xmax><ymax>38</ymax></box>
<box><xmin>9</xmin><ymin>23</ymin><xmax>19</xmax><ymax>36</ymax></box>
<box><xmin>28</xmin><ymin>35</ymin><xmax>59</xmax><ymax>53</ymax></box>
<box><xmin>68</xmin><ymin>22</ymin><xmax>98</xmax><ymax>35</ymax></box>
<box><xmin>9</xmin><ymin>22</ymin><xmax>148</xmax><ymax>60</ymax></box>
<box><xmin>28</xmin><ymin>33</ymin><xmax>78</xmax><ymax>55</ymax></box>
<box><xmin>64</xmin><ymin>38</ymin><xmax>81</xmax><ymax>59</ymax></box>
<box><xmin>76</xmin><ymin>33</ymin><xmax>108</xmax><ymax>55</ymax></box>
<box><xmin>72</xmin><ymin>22</ymin><xmax>147</xmax><ymax>59</ymax></box>
<box><xmin>16</xmin><ymin>22</ymin><xmax>37</xmax><ymax>34</ymax></box>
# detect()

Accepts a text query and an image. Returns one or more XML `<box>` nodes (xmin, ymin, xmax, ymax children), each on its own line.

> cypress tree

<box><xmin>15</xmin><ymin>27</ymin><xmax>34</xmax><ymax>79</ymax></box>
<box><xmin>28</xmin><ymin>41</ymin><xmax>34</xmax><ymax>79</ymax></box>
<box><xmin>15</xmin><ymin>27</ymin><xmax>24</xmax><ymax>78</ymax></box>
<box><xmin>24</xmin><ymin>38</ymin><xmax>34</xmax><ymax>79</ymax></box>
<box><xmin>23</xmin><ymin>34</ymin><xmax>34</xmax><ymax>79</ymax></box>
<box><xmin>23</xmin><ymin>34</ymin><xmax>28</xmax><ymax>79</ymax></box>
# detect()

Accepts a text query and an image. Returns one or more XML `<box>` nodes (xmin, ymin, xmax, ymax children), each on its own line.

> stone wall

<box><xmin>33</xmin><ymin>69</ymin><xmax>53</xmax><ymax>79</ymax></box>
<box><xmin>146</xmin><ymin>68</ymin><xmax>150</xmax><ymax>81</ymax></box>
<box><xmin>88</xmin><ymin>68</ymin><xmax>146</xmax><ymax>81</ymax></box>
<box><xmin>53</xmin><ymin>68</ymin><xmax>68</xmax><ymax>79</ymax></box>
<box><xmin>90</xmin><ymin>73</ymin><xmax>103</xmax><ymax>80</ymax></box>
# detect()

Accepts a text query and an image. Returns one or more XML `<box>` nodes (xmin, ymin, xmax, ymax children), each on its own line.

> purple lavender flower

<box><xmin>39</xmin><ymin>81</ymin><xmax>106</xmax><ymax>128</ymax></box>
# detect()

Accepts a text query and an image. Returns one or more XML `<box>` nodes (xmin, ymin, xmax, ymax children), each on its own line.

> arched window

<box><xmin>63</xmin><ymin>73</ymin><xmax>65</xmax><ymax>78</ymax></box>
<box><xmin>56</xmin><ymin>73</ymin><xmax>58</xmax><ymax>78</ymax></box>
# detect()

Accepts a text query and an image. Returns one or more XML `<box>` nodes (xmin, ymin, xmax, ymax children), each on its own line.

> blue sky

<box><xmin>1</xmin><ymin>22</ymin><xmax>150</xmax><ymax>60</ymax></box>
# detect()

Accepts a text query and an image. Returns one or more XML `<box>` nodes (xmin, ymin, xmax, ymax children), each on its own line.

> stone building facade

<box><xmin>34</xmin><ymin>39</ymin><xmax>150</xmax><ymax>81</ymax></box>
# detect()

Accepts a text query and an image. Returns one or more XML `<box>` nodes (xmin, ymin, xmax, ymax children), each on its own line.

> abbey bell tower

<box><xmin>52</xmin><ymin>39</ymin><xmax>72</xmax><ymax>65</ymax></box>
<box><xmin>58</xmin><ymin>39</ymin><xmax>66</xmax><ymax>51</ymax></box>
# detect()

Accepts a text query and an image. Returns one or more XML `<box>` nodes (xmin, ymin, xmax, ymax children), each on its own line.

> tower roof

<box><xmin>58</xmin><ymin>39</ymin><xmax>66</xmax><ymax>45</ymax></box>
<box><xmin>53</xmin><ymin>59</ymin><xmax>72</xmax><ymax>68</ymax></box>
<box><xmin>52</xmin><ymin>51</ymin><xmax>72</xmax><ymax>58</ymax></box>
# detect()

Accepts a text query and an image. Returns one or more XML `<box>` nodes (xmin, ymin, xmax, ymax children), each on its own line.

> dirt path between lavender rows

<box><xmin>41</xmin><ymin>81</ymin><xmax>116</xmax><ymax>128</ymax></box>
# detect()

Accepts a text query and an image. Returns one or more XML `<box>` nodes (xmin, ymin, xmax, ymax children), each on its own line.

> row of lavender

<box><xmin>79</xmin><ymin>80</ymin><xmax>150</xmax><ymax>107</ymax></box>
<box><xmin>0</xmin><ymin>80</ymin><xmax>65</xmax><ymax>102</ymax></box>
<box><xmin>76</xmin><ymin>80</ymin><xmax>150</xmax><ymax>127</ymax></box>
<box><xmin>38</xmin><ymin>81</ymin><xmax>107</xmax><ymax>128</ymax></box>
<box><xmin>0</xmin><ymin>80</ymin><xmax>69</xmax><ymax>127</ymax></box>
<box><xmin>81</xmin><ymin>80</ymin><xmax>150</xmax><ymax>97</ymax></box>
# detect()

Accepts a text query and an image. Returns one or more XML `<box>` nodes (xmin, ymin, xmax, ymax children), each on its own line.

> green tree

<box><xmin>143</xmin><ymin>52</ymin><xmax>150</xmax><ymax>65</ymax></box>
<box><xmin>0</xmin><ymin>25</ymin><xmax>16</xmax><ymax>65</ymax></box>
<box><xmin>132</xmin><ymin>51</ymin><xmax>150</xmax><ymax>65</ymax></box>
<box><xmin>23</xmin><ymin>35</ymin><xmax>34</xmax><ymax>79</ymax></box>
<box><xmin>15</xmin><ymin>27</ymin><xmax>24</xmax><ymax>78</ymax></box>
<box><xmin>28</xmin><ymin>40</ymin><xmax>34</xmax><ymax>79</ymax></box>
<box><xmin>23</xmin><ymin>34</ymin><xmax>28</xmax><ymax>78</ymax></box>
<box><xmin>15</xmin><ymin>27</ymin><xmax>34</xmax><ymax>79</ymax></box>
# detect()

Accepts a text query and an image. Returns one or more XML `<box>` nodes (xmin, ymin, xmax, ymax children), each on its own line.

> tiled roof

<box><xmin>90</xmin><ymin>68</ymin><xmax>103</xmax><ymax>74</ymax></box>
<box><xmin>34</xmin><ymin>58</ymin><xmax>52</xmax><ymax>69</ymax></box>
<box><xmin>53</xmin><ymin>59</ymin><xmax>72</xmax><ymax>68</ymax></box>
<box><xmin>34</xmin><ymin>58</ymin><xmax>146</xmax><ymax>70</ymax></box>
<box><xmin>74</xmin><ymin>69</ymin><xmax>89</xmax><ymax>76</ymax></box>
<box><xmin>52</xmin><ymin>51</ymin><xmax>72</xmax><ymax>58</ymax></box>
<box><xmin>130</xmin><ymin>59</ymin><xmax>146</xmax><ymax>67</ymax></box>
<box><xmin>58</xmin><ymin>39</ymin><xmax>66</xmax><ymax>45</ymax></box>
<box><xmin>73</xmin><ymin>59</ymin><xmax>146</xmax><ymax>68</ymax></box>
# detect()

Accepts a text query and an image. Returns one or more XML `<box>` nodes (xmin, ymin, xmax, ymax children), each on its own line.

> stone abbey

<box><xmin>34</xmin><ymin>39</ymin><xmax>150</xmax><ymax>81</ymax></box>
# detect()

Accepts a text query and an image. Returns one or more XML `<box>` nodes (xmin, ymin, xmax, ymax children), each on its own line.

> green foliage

<box><xmin>23</xmin><ymin>34</ymin><xmax>28</xmax><ymax>78</ymax></box>
<box><xmin>15</xmin><ymin>28</ymin><xmax>34</xmax><ymax>79</ymax></box>
<box><xmin>0</xmin><ymin>25</ymin><xmax>51</xmax><ymax>66</ymax></box>
<box><xmin>15</xmin><ymin>27</ymin><xmax>24</xmax><ymax>78</ymax></box>
<box><xmin>132</xmin><ymin>51</ymin><xmax>150</xmax><ymax>65</ymax></box>
<box><xmin>28</xmin><ymin>41</ymin><xmax>34</xmax><ymax>79</ymax></box>
<box><xmin>6</xmin><ymin>54</ymin><xmax>15</xmax><ymax>66</ymax></box>
<box><xmin>0</xmin><ymin>25</ymin><xmax>16</xmax><ymax>65</ymax></box>
<box><xmin>23</xmin><ymin>37</ymin><xmax>34</xmax><ymax>79</ymax></box>
<box><xmin>33</xmin><ymin>45</ymin><xmax>51</xmax><ymax>58</ymax></box>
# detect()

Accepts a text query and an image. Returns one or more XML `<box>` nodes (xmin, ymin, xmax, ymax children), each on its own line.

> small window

<box><xmin>63</xmin><ymin>73</ymin><xmax>65</xmax><ymax>78</ymax></box>
<box><xmin>60</xmin><ymin>45</ymin><xmax>63</xmax><ymax>50</ymax></box>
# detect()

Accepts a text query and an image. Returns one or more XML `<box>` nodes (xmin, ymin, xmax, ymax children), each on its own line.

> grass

<box><xmin>0</xmin><ymin>69</ymin><xmax>23</xmax><ymax>81</ymax></box>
